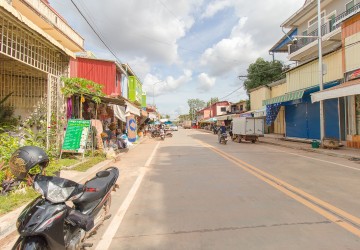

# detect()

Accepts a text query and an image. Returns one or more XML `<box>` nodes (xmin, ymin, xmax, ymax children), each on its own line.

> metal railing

<box><xmin>22</xmin><ymin>0</ymin><xmax>84</xmax><ymax>49</ymax></box>
<box><xmin>289</xmin><ymin>3</ymin><xmax>360</xmax><ymax>54</ymax></box>
<box><xmin>334</xmin><ymin>3</ymin><xmax>360</xmax><ymax>24</ymax></box>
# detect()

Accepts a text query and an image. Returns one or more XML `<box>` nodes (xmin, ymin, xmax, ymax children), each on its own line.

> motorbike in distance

<box><xmin>219</xmin><ymin>132</ymin><xmax>228</xmax><ymax>144</ymax></box>
<box><xmin>160</xmin><ymin>128</ymin><xmax>165</xmax><ymax>140</ymax></box>
<box><xmin>10</xmin><ymin>146</ymin><xmax>119</xmax><ymax>250</ymax></box>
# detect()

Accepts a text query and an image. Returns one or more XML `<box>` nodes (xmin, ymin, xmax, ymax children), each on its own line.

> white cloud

<box><xmin>199</xmin><ymin>30</ymin><xmax>259</xmax><ymax>76</ymax></box>
<box><xmin>143</xmin><ymin>69</ymin><xmax>192</xmax><ymax>97</ymax></box>
<box><xmin>197</xmin><ymin>73</ymin><xmax>215</xmax><ymax>92</ymax></box>
<box><xmin>127</xmin><ymin>57</ymin><xmax>151</xmax><ymax>81</ymax></box>
<box><xmin>49</xmin><ymin>0</ymin><xmax>304</xmax><ymax>117</ymax></box>
<box><xmin>201</xmin><ymin>0</ymin><xmax>232</xmax><ymax>19</ymax></box>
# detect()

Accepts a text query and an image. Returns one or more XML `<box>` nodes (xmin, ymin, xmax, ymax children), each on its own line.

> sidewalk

<box><xmin>0</xmin><ymin>136</ymin><xmax>148</xmax><ymax>247</ymax></box>
<box><xmin>259</xmin><ymin>135</ymin><xmax>360</xmax><ymax>160</ymax></box>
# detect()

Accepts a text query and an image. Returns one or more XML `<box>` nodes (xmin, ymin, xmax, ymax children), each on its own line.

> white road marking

<box><xmin>264</xmin><ymin>146</ymin><xmax>360</xmax><ymax>171</ymax></box>
<box><xmin>95</xmin><ymin>142</ymin><xmax>160</xmax><ymax>250</ymax></box>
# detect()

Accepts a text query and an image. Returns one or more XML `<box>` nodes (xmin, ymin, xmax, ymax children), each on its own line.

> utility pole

<box><xmin>317</xmin><ymin>0</ymin><xmax>325</xmax><ymax>144</ymax></box>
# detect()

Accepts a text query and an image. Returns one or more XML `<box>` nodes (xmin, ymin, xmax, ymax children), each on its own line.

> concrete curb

<box><xmin>258</xmin><ymin>139</ymin><xmax>356</xmax><ymax>160</ymax></box>
<box><xmin>0</xmin><ymin>136</ymin><xmax>148</xmax><ymax>244</ymax></box>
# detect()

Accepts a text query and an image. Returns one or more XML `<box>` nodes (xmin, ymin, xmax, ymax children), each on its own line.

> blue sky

<box><xmin>49</xmin><ymin>0</ymin><xmax>304</xmax><ymax>118</ymax></box>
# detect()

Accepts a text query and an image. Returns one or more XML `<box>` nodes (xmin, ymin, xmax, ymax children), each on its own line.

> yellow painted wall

<box><xmin>271</xmin><ymin>83</ymin><xmax>286</xmax><ymax>98</ymax></box>
<box><xmin>345</xmin><ymin>33</ymin><xmax>360</xmax><ymax>72</ymax></box>
<box><xmin>274</xmin><ymin>106</ymin><xmax>285</xmax><ymax>134</ymax></box>
<box><xmin>250</xmin><ymin>86</ymin><xmax>270</xmax><ymax>110</ymax></box>
<box><xmin>287</xmin><ymin>50</ymin><xmax>342</xmax><ymax>92</ymax></box>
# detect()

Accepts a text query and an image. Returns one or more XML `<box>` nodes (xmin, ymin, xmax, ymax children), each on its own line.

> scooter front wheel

<box><xmin>13</xmin><ymin>236</ymin><xmax>49</xmax><ymax>250</ymax></box>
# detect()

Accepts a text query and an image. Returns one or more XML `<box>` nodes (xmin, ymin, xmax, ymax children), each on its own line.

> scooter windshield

<box><xmin>34</xmin><ymin>175</ymin><xmax>83</xmax><ymax>203</ymax></box>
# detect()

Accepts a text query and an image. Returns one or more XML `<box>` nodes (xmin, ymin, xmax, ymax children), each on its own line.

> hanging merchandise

<box><xmin>67</xmin><ymin>98</ymin><xmax>73</xmax><ymax>119</ymax></box>
<box><xmin>266</xmin><ymin>103</ymin><xmax>281</xmax><ymax>125</ymax></box>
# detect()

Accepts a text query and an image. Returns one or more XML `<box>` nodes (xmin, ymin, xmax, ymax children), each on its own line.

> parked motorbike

<box><xmin>219</xmin><ymin>133</ymin><xmax>228</xmax><ymax>145</ymax></box>
<box><xmin>165</xmin><ymin>130</ymin><xmax>173</xmax><ymax>138</ymax></box>
<box><xmin>212</xmin><ymin>126</ymin><xmax>218</xmax><ymax>135</ymax></box>
<box><xmin>151</xmin><ymin>129</ymin><xmax>160</xmax><ymax>138</ymax></box>
<box><xmin>160</xmin><ymin>129</ymin><xmax>165</xmax><ymax>140</ymax></box>
<box><xmin>10</xmin><ymin>146</ymin><xmax>119</xmax><ymax>250</ymax></box>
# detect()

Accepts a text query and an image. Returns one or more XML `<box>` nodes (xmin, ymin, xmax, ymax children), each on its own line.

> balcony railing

<box><xmin>21</xmin><ymin>0</ymin><xmax>84</xmax><ymax>49</ymax></box>
<box><xmin>289</xmin><ymin>3</ymin><xmax>360</xmax><ymax>54</ymax></box>
<box><xmin>334</xmin><ymin>3</ymin><xmax>360</xmax><ymax>24</ymax></box>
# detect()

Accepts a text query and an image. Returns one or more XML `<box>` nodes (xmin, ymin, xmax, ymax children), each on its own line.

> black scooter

<box><xmin>12</xmin><ymin>167</ymin><xmax>119</xmax><ymax>250</ymax></box>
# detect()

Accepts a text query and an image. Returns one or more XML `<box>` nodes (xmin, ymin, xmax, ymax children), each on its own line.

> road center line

<box><xmin>196</xmin><ymin>140</ymin><xmax>360</xmax><ymax>238</ymax></box>
<box><xmin>95</xmin><ymin>142</ymin><xmax>160</xmax><ymax>250</ymax></box>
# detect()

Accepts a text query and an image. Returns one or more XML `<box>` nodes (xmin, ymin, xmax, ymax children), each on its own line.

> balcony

<box><xmin>334</xmin><ymin>2</ymin><xmax>360</xmax><ymax>26</ymax></box>
<box><xmin>288</xmin><ymin>3</ymin><xmax>360</xmax><ymax>61</ymax></box>
<box><xmin>290</xmin><ymin>19</ymin><xmax>341</xmax><ymax>54</ymax></box>
<box><xmin>12</xmin><ymin>0</ymin><xmax>84</xmax><ymax>52</ymax></box>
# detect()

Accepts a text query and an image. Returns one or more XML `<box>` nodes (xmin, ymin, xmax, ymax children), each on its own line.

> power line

<box><xmin>219</xmin><ymin>85</ymin><xmax>244</xmax><ymax>100</ymax></box>
<box><xmin>70</xmin><ymin>0</ymin><xmax>122</xmax><ymax>64</ymax></box>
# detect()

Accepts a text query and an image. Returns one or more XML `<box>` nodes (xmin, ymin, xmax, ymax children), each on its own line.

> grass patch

<box><xmin>0</xmin><ymin>188</ymin><xmax>39</xmax><ymax>215</ymax></box>
<box><xmin>46</xmin><ymin>158</ymin><xmax>79</xmax><ymax>175</ymax></box>
<box><xmin>71</xmin><ymin>156</ymin><xmax>106</xmax><ymax>172</ymax></box>
<box><xmin>0</xmin><ymin>157</ymin><xmax>104</xmax><ymax>215</ymax></box>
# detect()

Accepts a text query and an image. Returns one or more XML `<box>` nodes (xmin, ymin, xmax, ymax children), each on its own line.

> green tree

<box><xmin>206</xmin><ymin>97</ymin><xmax>219</xmax><ymax>107</ymax></box>
<box><xmin>61</xmin><ymin>77</ymin><xmax>105</xmax><ymax>104</ymax></box>
<box><xmin>187</xmin><ymin>98</ymin><xmax>205</xmax><ymax>121</ymax></box>
<box><xmin>243</xmin><ymin>58</ymin><xmax>284</xmax><ymax>93</ymax></box>
<box><xmin>178</xmin><ymin>114</ymin><xmax>191</xmax><ymax>123</ymax></box>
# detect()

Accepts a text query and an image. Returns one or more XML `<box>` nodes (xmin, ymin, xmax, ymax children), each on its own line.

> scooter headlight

<box><xmin>46</xmin><ymin>181</ymin><xmax>75</xmax><ymax>203</ymax></box>
<box><xmin>34</xmin><ymin>182</ymin><xmax>45</xmax><ymax>197</ymax></box>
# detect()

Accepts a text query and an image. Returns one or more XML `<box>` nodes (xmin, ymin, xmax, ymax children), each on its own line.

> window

<box><xmin>346</xmin><ymin>0</ymin><xmax>355</xmax><ymax>11</ymax></box>
<box><xmin>220</xmin><ymin>107</ymin><xmax>226</xmax><ymax>112</ymax></box>
<box><xmin>308</xmin><ymin>11</ymin><xmax>325</xmax><ymax>28</ymax></box>
<box><xmin>328</xmin><ymin>13</ymin><xmax>336</xmax><ymax>32</ymax></box>
<box><xmin>240</xmin><ymin>105</ymin><xmax>243</xmax><ymax>111</ymax></box>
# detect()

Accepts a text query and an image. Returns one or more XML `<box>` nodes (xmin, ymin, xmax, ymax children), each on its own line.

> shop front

<box><xmin>311</xmin><ymin>73</ymin><xmax>360</xmax><ymax>148</ymax></box>
<box><xmin>66</xmin><ymin>94</ymin><xmax>131</xmax><ymax>151</ymax></box>
<box><xmin>264</xmin><ymin>80</ymin><xmax>342</xmax><ymax>140</ymax></box>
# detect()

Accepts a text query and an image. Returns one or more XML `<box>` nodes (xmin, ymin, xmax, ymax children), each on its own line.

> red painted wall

<box><xmin>70</xmin><ymin>58</ymin><xmax>121</xmax><ymax>96</ymax></box>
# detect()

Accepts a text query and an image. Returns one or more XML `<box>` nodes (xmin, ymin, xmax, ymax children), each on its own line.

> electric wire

<box><xmin>70</xmin><ymin>0</ymin><xmax>122</xmax><ymax>65</ymax></box>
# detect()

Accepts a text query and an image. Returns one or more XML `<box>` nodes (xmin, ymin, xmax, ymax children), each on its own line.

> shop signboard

<box><xmin>128</xmin><ymin>76</ymin><xmax>143</xmax><ymax>104</ymax></box>
<box><xmin>61</xmin><ymin>119</ymin><xmax>91</xmax><ymax>156</ymax></box>
<box><xmin>127</xmin><ymin>115</ymin><xmax>137</xmax><ymax>143</ymax></box>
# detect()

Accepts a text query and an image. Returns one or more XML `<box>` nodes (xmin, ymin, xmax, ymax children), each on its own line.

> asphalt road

<box><xmin>90</xmin><ymin>128</ymin><xmax>360</xmax><ymax>250</ymax></box>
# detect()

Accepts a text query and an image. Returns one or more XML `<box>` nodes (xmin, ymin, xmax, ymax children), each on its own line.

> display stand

<box><xmin>60</xmin><ymin>119</ymin><xmax>92</xmax><ymax>159</ymax></box>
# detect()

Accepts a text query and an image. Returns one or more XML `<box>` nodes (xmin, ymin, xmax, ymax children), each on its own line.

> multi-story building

<box><xmin>0</xmin><ymin>0</ymin><xmax>84</xmax><ymax>146</ymax></box>
<box><xmin>230</xmin><ymin>100</ymin><xmax>247</xmax><ymax>114</ymax></box>
<box><xmin>268</xmin><ymin>0</ymin><xmax>360</xmax><ymax>146</ymax></box>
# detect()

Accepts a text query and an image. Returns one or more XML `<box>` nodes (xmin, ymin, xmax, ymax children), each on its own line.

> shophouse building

<box><xmin>0</xmin><ymin>0</ymin><xmax>84</xmax><ymax>146</ymax></box>
<box><xmin>268</xmin><ymin>0</ymin><xmax>359</xmax><ymax>145</ymax></box>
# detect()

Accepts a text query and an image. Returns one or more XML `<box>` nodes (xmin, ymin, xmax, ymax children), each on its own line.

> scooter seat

<box><xmin>73</xmin><ymin>167</ymin><xmax>119</xmax><ymax>213</ymax></box>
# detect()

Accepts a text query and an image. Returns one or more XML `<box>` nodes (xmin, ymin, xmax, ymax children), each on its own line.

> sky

<box><xmin>49</xmin><ymin>0</ymin><xmax>304</xmax><ymax>119</ymax></box>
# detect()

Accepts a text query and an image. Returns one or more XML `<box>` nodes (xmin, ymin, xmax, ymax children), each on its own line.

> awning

<box><xmin>311</xmin><ymin>79</ymin><xmax>360</xmax><ymax>103</ymax></box>
<box><xmin>112</xmin><ymin>105</ymin><xmax>126</xmax><ymax>122</ymax></box>
<box><xmin>269</xmin><ymin>28</ymin><xmax>297</xmax><ymax>53</ymax></box>
<box><xmin>125</xmin><ymin>101</ymin><xmax>140</xmax><ymax>116</ymax></box>
<box><xmin>215</xmin><ymin>114</ymin><xmax>232</xmax><ymax>121</ymax></box>
<box><xmin>263</xmin><ymin>90</ymin><xmax>304</xmax><ymax>106</ymax></box>
<box><xmin>253</xmin><ymin>107</ymin><xmax>266</xmax><ymax>117</ymax></box>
